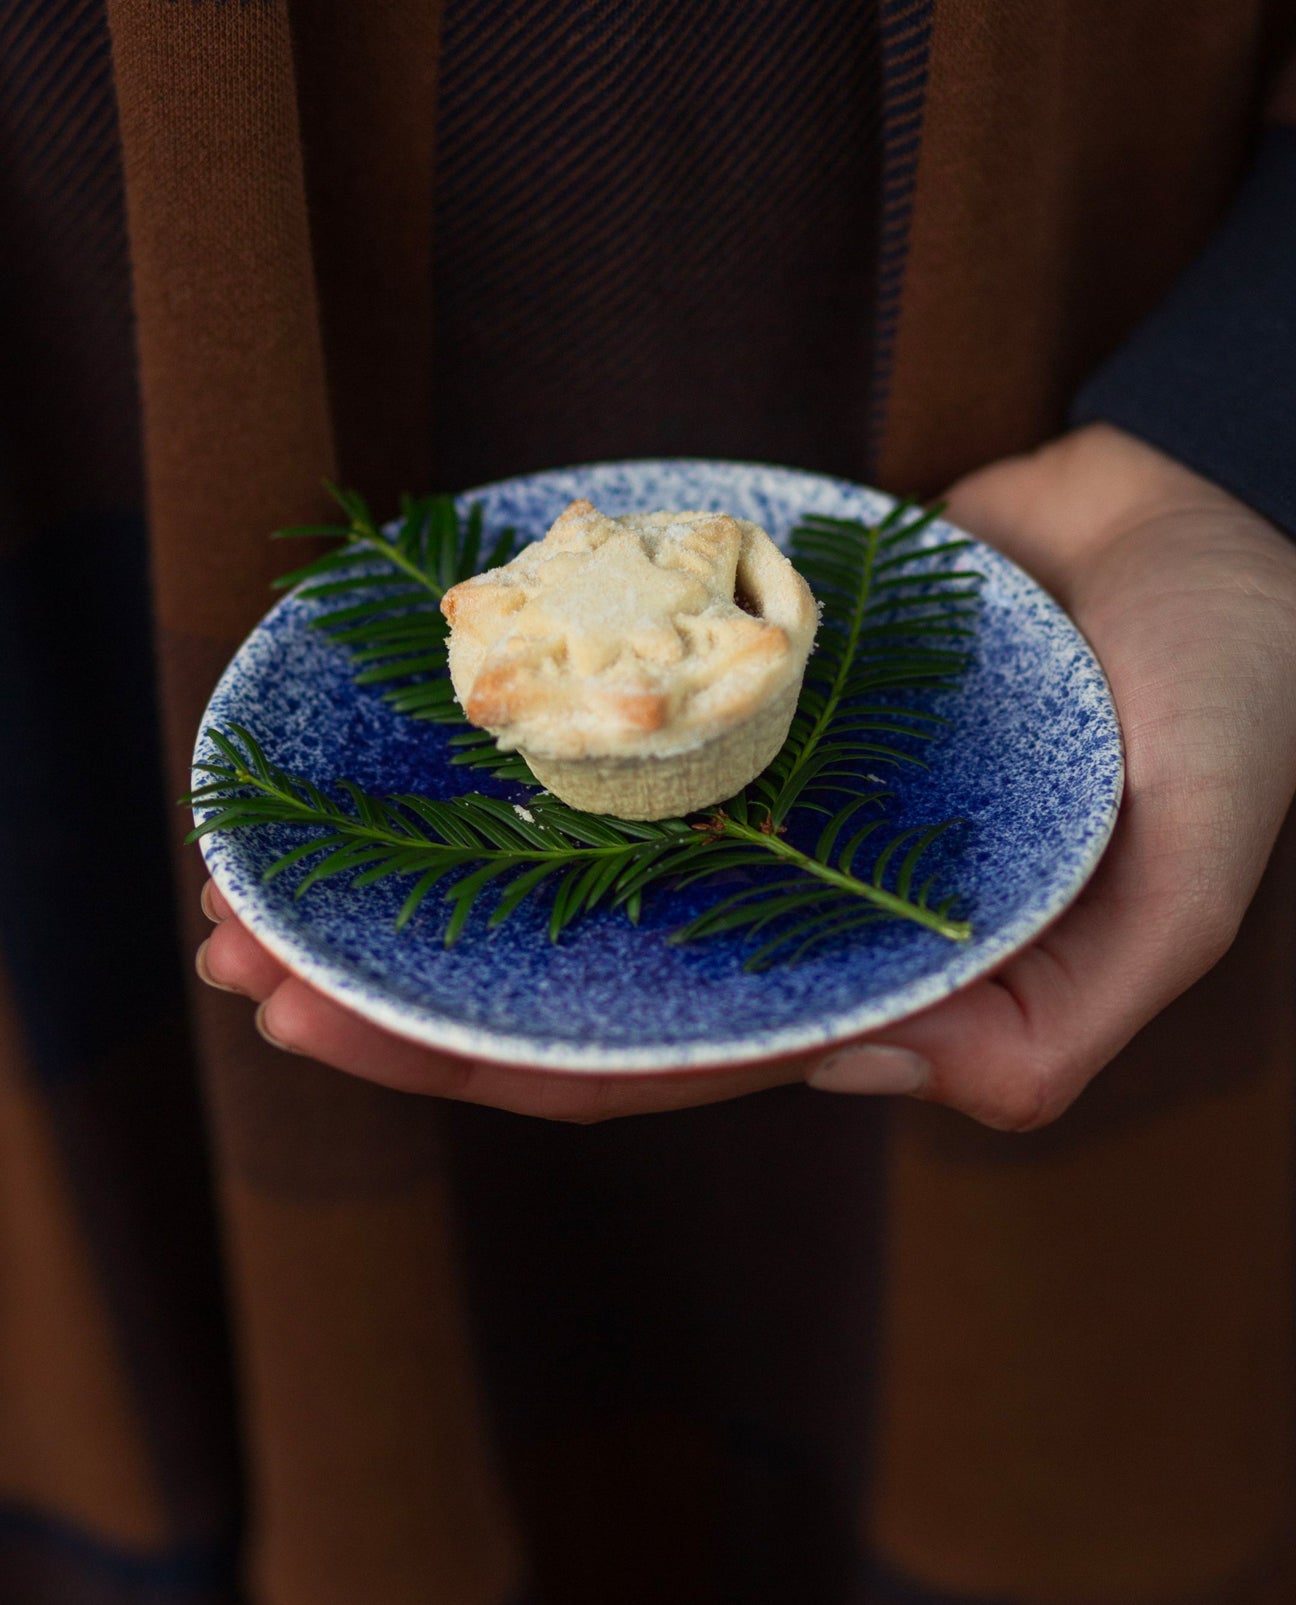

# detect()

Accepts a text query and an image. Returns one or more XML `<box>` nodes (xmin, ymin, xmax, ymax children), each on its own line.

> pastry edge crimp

<box><xmin>441</xmin><ymin>500</ymin><xmax>818</xmax><ymax>818</ymax></box>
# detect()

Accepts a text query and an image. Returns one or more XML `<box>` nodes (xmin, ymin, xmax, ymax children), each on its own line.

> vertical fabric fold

<box><xmin>865</xmin><ymin>3</ymin><xmax>1296</xmax><ymax>1596</ymax></box>
<box><xmin>288</xmin><ymin>0</ymin><xmax>442</xmax><ymax>510</ymax></box>
<box><xmin>868</xmin><ymin>831</ymin><xmax>1296</xmax><ymax>1598</ymax></box>
<box><xmin>105</xmin><ymin>5</ymin><xmax>522</xmax><ymax>1600</ymax></box>
<box><xmin>871</xmin><ymin>0</ymin><xmax>1267</xmax><ymax>497</ymax></box>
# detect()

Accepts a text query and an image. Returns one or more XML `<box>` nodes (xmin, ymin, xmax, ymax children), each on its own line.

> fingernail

<box><xmin>200</xmin><ymin>881</ymin><xmax>224</xmax><ymax>923</ymax></box>
<box><xmin>195</xmin><ymin>938</ymin><xmax>245</xmax><ymax>995</ymax></box>
<box><xmin>806</xmin><ymin>1045</ymin><xmax>930</xmax><ymax>1096</ymax></box>
<box><xmin>254</xmin><ymin>1001</ymin><xmax>304</xmax><ymax>1055</ymax></box>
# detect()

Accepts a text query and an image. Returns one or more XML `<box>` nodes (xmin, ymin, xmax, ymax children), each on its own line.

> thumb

<box><xmin>804</xmin><ymin>795</ymin><xmax>1238</xmax><ymax>1130</ymax></box>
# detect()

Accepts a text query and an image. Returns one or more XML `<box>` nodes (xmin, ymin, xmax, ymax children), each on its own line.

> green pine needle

<box><xmin>271</xmin><ymin>485</ymin><xmax>525</xmax><ymax>763</ymax></box>
<box><xmin>184</xmin><ymin>489</ymin><xmax>984</xmax><ymax>966</ymax></box>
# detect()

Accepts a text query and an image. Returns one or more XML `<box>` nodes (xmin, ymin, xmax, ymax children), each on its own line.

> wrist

<box><xmin>1030</xmin><ymin>423</ymin><xmax>1255</xmax><ymax>557</ymax></box>
<box><xmin>944</xmin><ymin>423</ymin><xmax>1295</xmax><ymax>614</ymax></box>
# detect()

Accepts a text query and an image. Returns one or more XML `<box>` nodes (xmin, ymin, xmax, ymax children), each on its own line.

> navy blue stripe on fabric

<box><xmin>0</xmin><ymin>0</ymin><xmax>103</xmax><ymax>95</ymax></box>
<box><xmin>0</xmin><ymin>1502</ymin><xmax>240</xmax><ymax>1602</ymax></box>
<box><xmin>864</xmin><ymin>0</ymin><xmax>935</xmax><ymax>470</ymax></box>
<box><xmin>437</xmin><ymin>0</ymin><xmax>862</xmax><ymax>319</ymax></box>
<box><xmin>430</xmin><ymin>0</ymin><xmax>886</xmax><ymax>485</ymax></box>
<box><xmin>1072</xmin><ymin>127</ymin><xmax>1296</xmax><ymax>537</ymax></box>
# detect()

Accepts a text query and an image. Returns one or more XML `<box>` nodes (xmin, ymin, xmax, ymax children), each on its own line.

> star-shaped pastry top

<box><xmin>497</xmin><ymin>528</ymin><xmax>710</xmax><ymax>676</ymax></box>
<box><xmin>442</xmin><ymin>500</ymin><xmax>818</xmax><ymax>762</ymax></box>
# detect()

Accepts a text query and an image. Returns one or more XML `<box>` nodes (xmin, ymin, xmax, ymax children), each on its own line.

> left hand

<box><xmin>806</xmin><ymin>424</ymin><xmax>1296</xmax><ymax>1126</ymax></box>
<box><xmin>196</xmin><ymin>425</ymin><xmax>1296</xmax><ymax>1127</ymax></box>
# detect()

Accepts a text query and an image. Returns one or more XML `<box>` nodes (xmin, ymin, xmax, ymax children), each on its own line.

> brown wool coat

<box><xmin>4</xmin><ymin>2</ymin><xmax>1296</xmax><ymax>1601</ymax></box>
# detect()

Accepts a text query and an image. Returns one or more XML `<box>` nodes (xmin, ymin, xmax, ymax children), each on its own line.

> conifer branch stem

<box><xmin>333</xmin><ymin>511</ymin><xmax>450</xmax><ymax>601</ymax></box>
<box><xmin>717</xmin><ymin>817</ymin><xmax>970</xmax><ymax>940</ymax></box>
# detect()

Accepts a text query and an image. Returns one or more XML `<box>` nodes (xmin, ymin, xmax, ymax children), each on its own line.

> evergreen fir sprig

<box><xmin>187</xmin><ymin>724</ymin><xmax>702</xmax><ymax>942</ymax></box>
<box><xmin>669</xmin><ymin>813</ymin><xmax>968</xmax><ymax>967</ymax></box>
<box><xmin>751</xmin><ymin>499</ymin><xmax>980</xmax><ymax>829</ymax></box>
<box><xmin>187</xmin><ymin>491</ymin><xmax>982</xmax><ymax>967</ymax></box>
<box><xmin>185</xmin><ymin>725</ymin><xmax>970</xmax><ymax>964</ymax></box>
<box><xmin>272</xmin><ymin>484</ymin><xmax>532</xmax><ymax>779</ymax></box>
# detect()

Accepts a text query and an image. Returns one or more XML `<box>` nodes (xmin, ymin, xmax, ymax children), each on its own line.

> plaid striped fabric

<box><xmin>429</xmin><ymin>0</ymin><xmax>925</xmax><ymax>490</ymax></box>
<box><xmin>1</xmin><ymin>1</ymin><xmax>1294</xmax><ymax>1601</ymax></box>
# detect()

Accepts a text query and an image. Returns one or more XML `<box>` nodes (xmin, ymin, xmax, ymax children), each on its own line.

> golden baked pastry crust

<box><xmin>441</xmin><ymin>500</ymin><xmax>818</xmax><ymax>817</ymax></box>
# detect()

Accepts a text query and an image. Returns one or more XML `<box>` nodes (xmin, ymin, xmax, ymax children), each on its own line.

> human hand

<box><xmin>194</xmin><ymin>876</ymin><xmax>813</xmax><ymax>1119</ymax></box>
<box><xmin>195</xmin><ymin>424</ymin><xmax>1296</xmax><ymax>1126</ymax></box>
<box><xmin>806</xmin><ymin>423</ymin><xmax>1296</xmax><ymax>1127</ymax></box>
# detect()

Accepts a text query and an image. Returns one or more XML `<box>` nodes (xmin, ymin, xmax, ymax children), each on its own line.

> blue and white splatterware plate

<box><xmin>193</xmin><ymin>460</ymin><xmax>1123</xmax><ymax>1073</ymax></box>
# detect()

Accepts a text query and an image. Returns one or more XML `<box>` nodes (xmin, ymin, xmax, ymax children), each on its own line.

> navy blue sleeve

<box><xmin>1071</xmin><ymin>127</ymin><xmax>1296</xmax><ymax>536</ymax></box>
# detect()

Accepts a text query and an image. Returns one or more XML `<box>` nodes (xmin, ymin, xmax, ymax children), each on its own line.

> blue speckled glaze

<box><xmin>194</xmin><ymin>460</ymin><xmax>1123</xmax><ymax>1072</ymax></box>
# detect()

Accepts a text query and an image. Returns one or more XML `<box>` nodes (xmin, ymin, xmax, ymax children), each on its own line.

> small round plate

<box><xmin>193</xmin><ymin>460</ymin><xmax>1123</xmax><ymax>1073</ymax></box>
